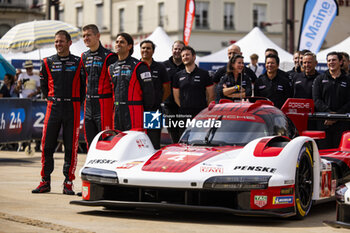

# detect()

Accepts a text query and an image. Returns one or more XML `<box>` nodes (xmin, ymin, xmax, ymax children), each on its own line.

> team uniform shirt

<box><xmin>213</xmin><ymin>65</ymin><xmax>257</xmax><ymax>84</ymax></box>
<box><xmin>292</xmin><ymin>71</ymin><xmax>319</xmax><ymax>99</ymax></box>
<box><xmin>149</xmin><ymin>59</ymin><xmax>170</xmax><ymax>109</ymax></box>
<box><xmin>18</xmin><ymin>72</ymin><xmax>40</xmax><ymax>98</ymax></box>
<box><xmin>217</xmin><ymin>72</ymin><xmax>252</xmax><ymax>100</ymax></box>
<box><xmin>287</xmin><ymin>66</ymin><xmax>301</xmax><ymax>81</ymax></box>
<box><xmin>313</xmin><ymin>70</ymin><xmax>350</xmax><ymax>113</ymax></box>
<box><xmin>254</xmin><ymin>72</ymin><xmax>292</xmax><ymax>109</ymax></box>
<box><xmin>163</xmin><ymin>56</ymin><xmax>185</xmax><ymax>107</ymax></box>
<box><xmin>108</xmin><ymin>55</ymin><xmax>155</xmax><ymax>131</ymax></box>
<box><xmin>40</xmin><ymin>53</ymin><xmax>84</xmax><ymax>181</ymax></box>
<box><xmin>173</xmin><ymin>66</ymin><xmax>213</xmax><ymax>112</ymax></box>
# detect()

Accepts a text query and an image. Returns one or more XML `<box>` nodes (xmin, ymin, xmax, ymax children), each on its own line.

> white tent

<box><xmin>2</xmin><ymin>38</ymin><xmax>88</xmax><ymax>61</ymax></box>
<box><xmin>133</xmin><ymin>27</ymin><xmax>173</xmax><ymax>62</ymax></box>
<box><xmin>198</xmin><ymin>27</ymin><xmax>293</xmax><ymax>70</ymax></box>
<box><xmin>317</xmin><ymin>36</ymin><xmax>350</xmax><ymax>63</ymax></box>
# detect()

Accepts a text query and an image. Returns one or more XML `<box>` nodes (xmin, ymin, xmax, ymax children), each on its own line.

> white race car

<box><xmin>71</xmin><ymin>98</ymin><xmax>350</xmax><ymax>219</ymax></box>
<box><xmin>324</xmin><ymin>182</ymin><xmax>350</xmax><ymax>228</ymax></box>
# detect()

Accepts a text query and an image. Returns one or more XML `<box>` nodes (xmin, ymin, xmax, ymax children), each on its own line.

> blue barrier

<box><xmin>0</xmin><ymin>98</ymin><xmax>32</xmax><ymax>143</ymax></box>
<box><xmin>0</xmin><ymin>98</ymin><xmax>85</xmax><ymax>143</ymax></box>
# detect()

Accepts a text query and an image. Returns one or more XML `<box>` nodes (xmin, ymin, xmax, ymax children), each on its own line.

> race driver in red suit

<box><xmin>32</xmin><ymin>30</ymin><xmax>85</xmax><ymax>195</ymax></box>
<box><xmin>81</xmin><ymin>24</ymin><xmax>117</xmax><ymax>149</ymax></box>
<box><xmin>108</xmin><ymin>33</ymin><xmax>155</xmax><ymax>131</ymax></box>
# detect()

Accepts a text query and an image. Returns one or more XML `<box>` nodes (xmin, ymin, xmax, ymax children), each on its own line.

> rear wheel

<box><xmin>294</xmin><ymin>144</ymin><xmax>313</xmax><ymax>219</ymax></box>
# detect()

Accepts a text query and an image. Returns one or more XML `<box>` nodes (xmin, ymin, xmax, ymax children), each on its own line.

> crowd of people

<box><xmin>1</xmin><ymin>24</ymin><xmax>349</xmax><ymax>195</ymax></box>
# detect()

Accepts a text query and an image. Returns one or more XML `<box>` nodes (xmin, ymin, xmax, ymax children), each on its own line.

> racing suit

<box><xmin>108</xmin><ymin>56</ymin><xmax>155</xmax><ymax>131</ymax></box>
<box><xmin>81</xmin><ymin>43</ymin><xmax>117</xmax><ymax>148</ymax></box>
<box><xmin>40</xmin><ymin>53</ymin><xmax>85</xmax><ymax>182</ymax></box>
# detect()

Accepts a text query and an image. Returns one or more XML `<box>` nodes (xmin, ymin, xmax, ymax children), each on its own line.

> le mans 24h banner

<box><xmin>298</xmin><ymin>0</ymin><xmax>338</xmax><ymax>53</ymax></box>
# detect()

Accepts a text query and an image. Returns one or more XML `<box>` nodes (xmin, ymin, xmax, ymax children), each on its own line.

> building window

<box><xmin>119</xmin><ymin>8</ymin><xmax>125</xmax><ymax>32</ymax></box>
<box><xmin>195</xmin><ymin>2</ymin><xmax>209</xmax><ymax>29</ymax></box>
<box><xmin>96</xmin><ymin>3</ymin><xmax>103</xmax><ymax>29</ymax></box>
<box><xmin>224</xmin><ymin>3</ymin><xmax>235</xmax><ymax>30</ymax></box>
<box><xmin>138</xmin><ymin>5</ymin><xmax>143</xmax><ymax>32</ymax></box>
<box><xmin>59</xmin><ymin>8</ymin><xmax>64</xmax><ymax>21</ymax></box>
<box><xmin>253</xmin><ymin>4</ymin><xmax>267</xmax><ymax>30</ymax></box>
<box><xmin>76</xmin><ymin>7</ymin><xmax>83</xmax><ymax>28</ymax></box>
<box><xmin>158</xmin><ymin>2</ymin><xmax>165</xmax><ymax>27</ymax></box>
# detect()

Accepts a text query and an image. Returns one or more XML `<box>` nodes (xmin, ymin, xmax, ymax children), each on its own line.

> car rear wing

<box><xmin>281</xmin><ymin>98</ymin><xmax>350</xmax><ymax>134</ymax></box>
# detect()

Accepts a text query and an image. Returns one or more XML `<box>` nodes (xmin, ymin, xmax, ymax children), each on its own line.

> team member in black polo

<box><xmin>163</xmin><ymin>40</ymin><xmax>185</xmax><ymax>143</ymax></box>
<box><xmin>173</xmin><ymin>46</ymin><xmax>214</xmax><ymax>135</ymax></box>
<box><xmin>140</xmin><ymin>40</ymin><xmax>170</xmax><ymax>149</ymax></box>
<box><xmin>293</xmin><ymin>52</ymin><xmax>319</xmax><ymax>99</ymax></box>
<box><xmin>254</xmin><ymin>54</ymin><xmax>292</xmax><ymax>108</ymax></box>
<box><xmin>213</xmin><ymin>44</ymin><xmax>257</xmax><ymax>84</ymax></box>
<box><xmin>313</xmin><ymin>52</ymin><xmax>350</xmax><ymax>148</ymax></box>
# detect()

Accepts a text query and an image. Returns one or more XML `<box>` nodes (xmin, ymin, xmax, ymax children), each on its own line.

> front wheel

<box><xmin>294</xmin><ymin>144</ymin><xmax>313</xmax><ymax>219</ymax></box>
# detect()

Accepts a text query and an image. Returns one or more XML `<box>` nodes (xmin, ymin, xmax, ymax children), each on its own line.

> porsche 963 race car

<box><xmin>71</xmin><ymin>98</ymin><xmax>350</xmax><ymax>219</ymax></box>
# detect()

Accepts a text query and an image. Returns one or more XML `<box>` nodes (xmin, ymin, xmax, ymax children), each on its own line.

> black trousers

<box><xmin>163</xmin><ymin>103</ymin><xmax>181</xmax><ymax>143</ymax></box>
<box><xmin>84</xmin><ymin>98</ymin><xmax>113</xmax><ymax>149</ymax></box>
<box><xmin>41</xmin><ymin>101</ymin><xmax>80</xmax><ymax>181</ymax></box>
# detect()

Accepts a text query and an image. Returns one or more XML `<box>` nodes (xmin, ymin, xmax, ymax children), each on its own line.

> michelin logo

<box><xmin>144</xmin><ymin>110</ymin><xmax>162</xmax><ymax>129</ymax></box>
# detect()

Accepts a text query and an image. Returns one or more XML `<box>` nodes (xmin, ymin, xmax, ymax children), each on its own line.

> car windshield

<box><xmin>180</xmin><ymin>119</ymin><xmax>269</xmax><ymax>146</ymax></box>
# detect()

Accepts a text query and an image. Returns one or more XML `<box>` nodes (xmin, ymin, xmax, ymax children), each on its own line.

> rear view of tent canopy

<box><xmin>317</xmin><ymin>36</ymin><xmax>350</xmax><ymax>63</ymax></box>
<box><xmin>133</xmin><ymin>27</ymin><xmax>174</xmax><ymax>62</ymax></box>
<box><xmin>198</xmin><ymin>27</ymin><xmax>293</xmax><ymax>65</ymax></box>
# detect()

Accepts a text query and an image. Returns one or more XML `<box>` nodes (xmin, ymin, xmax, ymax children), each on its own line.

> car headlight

<box><xmin>203</xmin><ymin>176</ymin><xmax>271</xmax><ymax>190</ymax></box>
<box><xmin>81</xmin><ymin>167</ymin><xmax>119</xmax><ymax>184</ymax></box>
<box><xmin>336</xmin><ymin>185</ymin><xmax>348</xmax><ymax>203</ymax></box>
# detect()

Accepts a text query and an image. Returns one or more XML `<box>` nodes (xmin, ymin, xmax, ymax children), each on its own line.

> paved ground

<box><xmin>0</xmin><ymin>150</ymin><xmax>349</xmax><ymax>233</ymax></box>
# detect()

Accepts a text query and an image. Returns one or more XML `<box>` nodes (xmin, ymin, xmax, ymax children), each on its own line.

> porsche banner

<box><xmin>298</xmin><ymin>0</ymin><xmax>338</xmax><ymax>53</ymax></box>
<box><xmin>183</xmin><ymin>0</ymin><xmax>196</xmax><ymax>45</ymax></box>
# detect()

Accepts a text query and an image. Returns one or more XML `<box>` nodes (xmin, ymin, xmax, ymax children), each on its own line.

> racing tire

<box><xmin>294</xmin><ymin>144</ymin><xmax>313</xmax><ymax>219</ymax></box>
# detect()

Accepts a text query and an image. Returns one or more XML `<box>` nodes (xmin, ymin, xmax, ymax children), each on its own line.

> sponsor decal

<box><xmin>65</xmin><ymin>66</ymin><xmax>77</xmax><ymax>71</ymax></box>
<box><xmin>288</xmin><ymin>102</ymin><xmax>310</xmax><ymax>109</ymax></box>
<box><xmin>136</xmin><ymin>138</ymin><xmax>149</xmax><ymax>148</ymax></box>
<box><xmin>233</xmin><ymin>166</ymin><xmax>277</xmax><ymax>173</ymax></box>
<box><xmin>254</xmin><ymin>195</ymin><xmax>268</xmax><ymax>208</ymax></box>
<box><xmin>117</xmin><ymin>161</ymin><xmax>143</xmax><ymax>169</ymax></box>
<box><xmin>87</xmin><ymin>159</ymin><xmax>117</xmax><ymax>165</ymax></box>
<box><xmin>200</xmin><ymin>166</ymin><xmax>223</xmax><ymax>174</ymax></box>
<box><xmin>331</xmin><ymin>179</ymin><xmax>336</xmax><ymax>196</ymax></box>
<box><xmin>140</xmin><ymin>71</ymin><xmax>152</xmax><ymax>79</ymax></box>
<box><xmin>82</xmin><ymin>181</ymin><xmax>90</xmax><ymax>200</ymax></box>
<box><xmin>272</xmin><ymin>196</ymin><xmax>294</xmax><ymax>204</ymax></box>
<box><xmin>82</xmin><ymin>186</ymin><xmax>89</xmax><ymax>199</ymax></box>
<box><xmin>121</xmin><ymin>65</ymin><xmax>130</xmax><ymax>69</ymax></box>
<box><xmin>320</xmin><ymin>170</ymin><xmax>332</xmax><ymax>197</ymax></box>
